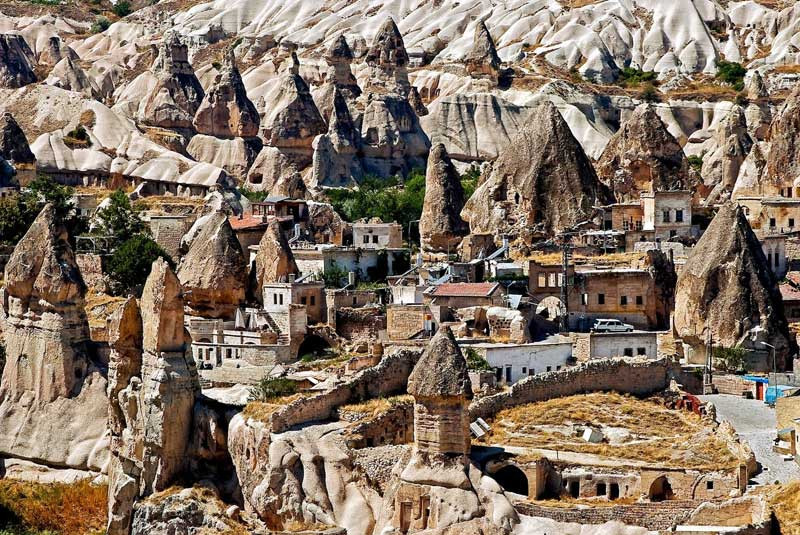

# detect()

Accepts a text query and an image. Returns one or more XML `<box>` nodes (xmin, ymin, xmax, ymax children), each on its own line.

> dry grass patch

<box><xmin>759</xmin><ymin>482</ymin><xmax>800</xmax><ymax>535</ymax></box>
<box><xmin>480</xmin><ymin>392</ymin><xmax>739</xmax><ymax>469</ymax></box>
<box><xmin>241</xmin><ymin>394</ymin><xmax>306</xmax><ymax>422</ymax></box>
<box><xmin>338</xmin><ymin>395</ymin><xmax>413</xmax><ymax>421</ymax></box>
<box><xmin>0</xmin><ymin>478</ymin><xmax>107</xmax><ymax>535</ymax></box>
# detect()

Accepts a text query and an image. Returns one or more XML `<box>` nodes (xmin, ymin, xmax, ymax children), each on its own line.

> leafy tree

<box><xmin>618</xmin><ymin>67</ymin><xmax>657</xmax><ymax>87</ymax></box>
<box><xmin>93</xmin><ymin>189</ymin><xmax>146</xmax><ymax>247</ymax></box>
<box><xmin>248</xmin><ymin>376</ymin><xmax>297</xmax><ymax>401</ymax></box>
<box><xmin>460</xmin><ymin>166</ymin><xmax>480</xmax><ymax>200</ymax></box>
<box><xmin>239</xmin><ymin>185</ymin><xmax>268</xmax><ymax>202</ymax></box>
<box><xmin>112</xmin><ymin>0</ymin><xmax>132</xmax><ymax>17</ymax></box>
<box><xmin>713</xmin><ymin>346</ymin><xmax>749</xmax><ymax>373</ymax></box>
<box><xmin>319</xmin><ymin>262</ymin><xmax>349</xmax><ymax>288</ymax></box>
<box><xmin>465</xmin><ymin>347</ymin><xmax>492</xmax><ymax>371</ymax></box>
<box><xmin>715</xmin><ymin>60</ymin><xmax>746</xmax><ymax>91</ymax></box>
<box><xmin>106</xmin><ymin>234</ymin><xmax>173</xmax><ymax>296</ymax></box>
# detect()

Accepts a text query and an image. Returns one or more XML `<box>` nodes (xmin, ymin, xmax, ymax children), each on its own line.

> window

<box><xmin>556</xmin><ymin>365</ymin><xmax>562</xmax><ymax>371</ymax></box>
<box><xmin>770</xmin><ymin>217</ymin><xmax>777</xmax><ymax>228</ymax></box>
<box><xmin>372</xmin><ymin>235</ymin><xmax>379</xmax><ymax>244</ymax></box>
<box><xmin>675</xmin><ymin>209</ymin><xmax>683</xmax><ymax>223</ymax></box>
<box><xmin>279</xmin><ymin>294</ymin><xmax>284</xmax><ymax>305</ymax></box>
<box><xmin>352</xmin><ymin>297</ymin><xmax>357</xmax><ymax>305</ymax></box>
<box><xmin>538</xmin><ymin>273</ymin><xmax>547</xmax><ymax>288</ymax></box>
<box><xmin>637</xmin><ymin>347</ymin><xmax>647</xmax><ymax>356</ymax></box>
<box><xmin>521</xmin><ymin>367</ymin><xmax>527</xmax><ymax>374</ymax></box>
<box><xmin>636</xmin><ymin>295</ymin><xmax>643</xmax><ymax>305</ymax></box>
<box><xmin>635</xmin><ymin>221</ymin><xmax>643</xmax><ymax>231</ymax></box>
<box><xmin>495</xmin><ymin>367</ymin><xmax>502</xmax><ymax>381</ymax></box>
<box><xmin>310</xmin><ymin>296</ymin><xmax>316</xmax><ymax>306</ymax></box>
<box><xmin>623</xmin><ymin>220</ymin><xmax>629</xmax><ymax>231</ymax></box>
<box><xmin>598</xmin><ymin>293</ymin><xmax>605</xmax><ymax>305</ymax></box>
<box><xmin>300</xmin><ymin>296</ymin><xmax>307</xmax><ymax>305</ymax></box>
<box><xmin>273</xmin><ymin>294</ymin><xmax>278</xmax><ymax>305</ymax></box>
<box><xmin>546</xmin><ymin>366</ymin><xmax>552</xmax><ymax>372</ymax></box>
<box><xmin>597</xmin><ymin>483</ymin><xmax>607</xmax><ymax>496</ymax></box>
<box><xmin>706</xmin><ymin>481</ymin><xmax>714</xmax><ymax>490</ymax></box>
<box><xmin>581</xmin><ymin>293</ymin><xmax>588</xmax><ymax>305</ymax></box>
<box><xmin>790</xmin><ymin>218</ymin><xmax>796</xmax><ymax>228</ymax></box>
<box><xmin>623</xmin><ymin>348</ymin><xmax>633</xmax><ymax>357</ymax></box>
<box><xmin>528</xmin><ymin>368</ymin><xmax>535</xmax><ymax>376</ymax></box>
<box><xmin>662</xmin><ymin>210</ymin><xmax>670</xmax><ymax>223</ymax></box>
<box><xmin>363</xmin><ymin>235</ymin><xmax>370</xmax><ymax>244</ymax></box>
<box><xmin>505</xmin><ymin>366</ymin><xmax>512</xmax><ymax>382</ymax></box>
<box><xmin>620</xmin><ymin>295</ymin><xmax>628</xmax><ymax>306</ymax></box>
<box><xmin>775</xmin><ymin>253</ymin><xmax>780</xmax><ymax>268</ymax></box>
<box><xmin>609</xmin><ymin>483</ymin><xmax>620</xmax><ymax>500</ymax></box>
<box><xmin>669</xmin><ymin>229</ymin><xmax>677</xmax><ymax>238</ymax></box>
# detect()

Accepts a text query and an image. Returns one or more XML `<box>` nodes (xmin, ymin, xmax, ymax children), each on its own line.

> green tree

<box><xmin>460</xmin><ymin>166</ymin><xmax>480</xmax><ymax>200</ymax></box>
<box><xmin>618</xmin><ymin>67</ymin><xmax>657</xmax><ymax>87</ymax></box>
<box><xmin>248</xmin><ymin>376</ymin><xmax>297</xmax><ymax>401</ymax></box>
<box><xmin>94</xmin><ymin>189</ymin><xmax>146</xmax><ymax>247</ymax></box>
<box><xmin>640</xmin><ymin>83</ymin><xmax>659</xmax><ymax>102</ymax></box>
<box><xmin>715</xmin><ymin>60</ymin><xmax>746</xmax><ymax>91</ymax></box>
<box><xmin>106</xmin><ymin>234</ymin><xmax>173</xmax><ymax>296</ymax></box>
<box><xmin>465</xmin><ymin>348</ymin><xmax>492</xmax><ymax>371</ymax></box>
<box><xmin>112</xmin><ymin>0</ymin><xmax>132</xmax><ymax>17</ymax></box>
<box><xmin>712</xmin><ymin>346</ymin><xmax>749</xmax><ymax>373</ymax></box>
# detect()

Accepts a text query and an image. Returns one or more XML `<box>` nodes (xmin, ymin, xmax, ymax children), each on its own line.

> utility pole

<box><xmin>560</xmin><ymin>232</ymin><xmax>572</xmax><ymax>333</ymax></box>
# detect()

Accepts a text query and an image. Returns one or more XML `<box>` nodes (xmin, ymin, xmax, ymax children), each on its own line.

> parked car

<box><xmin>592</xmin><ymin>319</ymin><xmax>634</xmax><ymax>333</ymax></box>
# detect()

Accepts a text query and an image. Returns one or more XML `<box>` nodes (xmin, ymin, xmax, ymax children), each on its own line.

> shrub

<box><xmin>460</xmin><ymin>166</ymin><xmax>480</xmax><ymax>200</ymax></box>
<box><xmin>735</xmin><ymin>92</ymin><xmax>749</xmax><ymax>106</ymax></box>
<box><xmin>90</xmin><ymin>15</ymin><xmax>111</xmax><ymax>34</ymax></box>
<box><xmin>112</xmin><ymin>0</ymin><xmax>132</xmax><ymax>17</ymax></box>
<box><xmin>239</xmin><ymin>185</ymin><xmax>268</xmax><ymax>203</ymax></box>
<box><xmin>465</xmin><ymin>348</ymin><xmax>492</xmax><ymax>371</ymax></box>
<box><xmin>106</xmin><ymin>234</ymin><xmax>173</xmax><ymax>296</ymax></box>
<box><xmin>63</xmin><ymin>125</ymin><xmax>91</xmax><ymax>148</ymax></box>
<box><xmin>93</xmin><ymin>189</ymin><xmax>147</xmax><ymax>247</ymax></box>
<box><xmin>687</xmin><ymin>154</ymin><xmax>704</xmax><ymax>172</ymax></box>
<box><xmin>640</xmin><ymin>83</ymin><xmax>659</xmax><ymax>102</ymax></box>
<box><xmin>249</xmin><ymin>377</ymin><xmax>297</xmax><ymax>401</ymax></box>
<box><xmin>716</xmin><ymin>60</ymin><xmax>746</xmax><ymax>91</ymax></box>
<box><xmin>618</xmin><ymin>67</ymin><xmax>657</xmax><ymax>87</ymax></box>
<box><xmin>319</xmin><ymin>262</ymin><xmax>349</xmax><ymax>289</ymax></box>
<box><xmin>713</xmin><ymin>346</ymin><xmax>749</xmax><ymax>373</ymax></box>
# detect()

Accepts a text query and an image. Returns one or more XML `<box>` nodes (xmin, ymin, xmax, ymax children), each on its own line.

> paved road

<box><xmin>700</xmin><ymin>394</ymin><xmax>800</xmax><ymax>485</ymax></box>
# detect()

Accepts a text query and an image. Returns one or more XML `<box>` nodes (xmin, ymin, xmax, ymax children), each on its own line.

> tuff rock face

<box><xmin>306</xmin><ymin>201</ymin><xmax>351</xmax><ymax>245</ymax></box>
<box><xmin>245</xmin><ymin>145</ymin><xmax>307</xmax><ymax>197</ymax></box>
<box><xmin>39</xmin><ymin>35</ymin><xmax>78</xmax><ymax>67</ymax></box>
<box><xmin>419</xmin><ymin>143</ymin><xmax>468</xmax><ymax>253</ymax></box>
<box><xmin>701</xmin><ymin>105</ymin><xmax>753</xmax><ymax>205</ymax></box>
<box><xmin>107</xmin><ymin>258</ymin><xmax>200</xmax><ymax>535</ymax></box>
<box><xmin>0</xmin><ymin>111</ymin><xmax>35</xmax><ymax>164</ymax></box>
<box><xmin>310</xmin><ymin>88</ymin><xmax>364</xmax><ymax>187</ymax></box>
<box><xmin>461</xmin><ymin>101</ymin><xmax>610</xmax><ymax>243</ymax></box>
<box><xmin>364</xmin><ymin>17</ymin><xmax>410</xmax><ymax>94</ymax></box>
<box><xmin>0</xmin><ymin>204</ymin><xmax>108</xmax><ymax>471</ymax></box>
<box><xmin>595</xmin><ymin>104</ymin><xmax>694</xmax><ymax>201</ymax></box>
<box><xmin>674</xmin><ymin>203</ymin><xmax>794</xmax><ymax>368</ymax></box>
<box><xmin>259</xmin><ymin>53</ymin><xmax>326</xmax><ymax>166</ymax></box>
<box><xmin>0</xmin><ymin>34</ymin><xmax>36</xmax><ymax>88</ymax></box>
<box><xmin>193</xmin><ymin>49</ymin><xmax>260</xmax><ymax>138</ymax></box>
<box><xmin>407</xmin><ymin>86</ymin><xmax>428</xmax><ymax>117</ymax></box>
<box><xmin>312</xmin><ymin>34</ymin><xmax>362</xmax><ymax>121</ymax></box>
<box><xmin>253</xmin><ymin>220</ymin><xmax>299</xmax><ymax>292</ymax></box>
<box><xmin>763</xmin><ymin>86</ymin><xmax>800</xmax><ymax>194</ymax></box>
<box><xmin>45</xmin><ymin>56</ymin><xmax>102</xmax><ymax>99</ymax></box>
<box><xmin>464</xmin><ymin>20</ymin><xmax>501</xmax><ymax>82</ymax></box>
<box><xmin>177</xmin><ymin>211</ymin><xmax>246</xmax><ymax>319</ymax></box>
<box><xmin>140</xmin><ymin>33</ymin><xmax>205</xmax><ymax>129</ymax></box>
<box><xmin>406</xmin><ymin>326</ymin><xmax>471</xmax><ymax>399</ymax></box>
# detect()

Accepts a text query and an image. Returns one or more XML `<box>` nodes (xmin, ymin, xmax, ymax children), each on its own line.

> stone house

<box><xmin>738</xmin><ymin>196</ymin><xmax>800</xmax><ymax>234</ymax></box>
<box><xmin>641</xmin><ymin>190</ymin><xmax>693</xmax><ymax>242</ymax></box>
<box><xmin>589</xmin><ymin>331</ymin><xmax>658</xmax><ymax>359</ymax></box>
<box><xmin>780</xmin><ymin>282</ymin><xmax>800</xmax><ymax>324</ymax></box>
<box><xmin>147</xmin><ymin>214</ymin><xmax>193</xmax><ymax>259</ymax></box>
<box><xmin>758</xmin><ymin>232</ymin><xmax>788</xmax><ymax>279</ymax></box>
<box><xmin>353</xmin><ymin>220</ymin><xmax>403</xmax><ymax>249</ymax></box>
<box><xmin>386</xmin><ymin>304</ymin><xmax>432</xmax><ymax>340</ymax></box>
<box><xmin>262</xmin><ymin>280</ymin><xmax>327</xmax><ymax>325</ymax></box>
<box><xmin>423</xmin><ymin>282</ymin><xmax>505</xmax><ymax>309</ymax></box>
<box><xmin>470</xmin><ymin>340</ymin><xmax>573</xmax><ymax>384</ymax></box>
<box><xmin>293</xmin><ymin>245</ymin><xmax>411</xmax><ymax>283</ymax></box>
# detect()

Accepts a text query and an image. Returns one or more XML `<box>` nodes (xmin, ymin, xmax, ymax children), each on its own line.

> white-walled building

<box><xmin>589</xmin><ymin>331</ymin><xmax>658</xmax><ymax>360</ymax></box>
<box><xmin>470</xmin><ymin>340</ymin><xmax>574</xmax><ymax>384</ymax></box>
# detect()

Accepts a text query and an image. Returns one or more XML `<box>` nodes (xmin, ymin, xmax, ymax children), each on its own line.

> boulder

<box><xmin>0</xmin><ymin>34</ymin><xmax>36</xmax><ymax>88</ymax></box>
<box><xmin>253</xmin><ymin>220</ymin><xmax>299</xmax><ymax>292</ymax></box>
<box><xmin>0</xmin><ymin>204</ymin><xmax>108</xmax><ymax>471</ymax></box>
<box><xmin>193</xmin><ymin>49</ymin><xmax>260</xmax><ymax>138</ymax></box>
<box><xmin>464</xmin><ymin>20</ymin><xmax>501</xmax><ymax>83</ymax></box>
<box><xmin>306</xmin><ymin>201</ymin><xmax>350</xmax><ymax>245</ymax></box>
<box><xmin>140</xmin><ymin>33</ymin><xmax>205</xmax><ymax>129</ymax></box>
<box><xmin>0</xmin><ymin>111</ymin><xmax>35</xmax><ymax>165</ymax></box>
<box><xmin>177</xmin><ymin>212</ymin><xmax>246</xmax><ymax>319</ymax></box>
<box><xmin>419</xmin><ymin>143</ymin><xmax>468</xmax><ymax>253</ymax></box>
<box><xmin>674</xmin><ymin>203</ymin><xmax>794</xmax><ymax>369</ymax></box>
<box><xmin>461</xmin><ymin>101</ymin><xmax>611</xmax><ymax>244</ymax></box>
<box><xmin>595</xmin><ymin>104</ymin><xmax>694</xmax><ymax>201</ymax></box>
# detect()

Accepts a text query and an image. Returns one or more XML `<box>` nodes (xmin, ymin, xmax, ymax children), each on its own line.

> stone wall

<box><xmin>335</xmin><ymin>306</ymin><xmax>386</xmax><ymax>343</ymax></box>
<box><xmin>469</xmin><ymin>357</ymin><xmax>672</xmax><ymax>420</ymax></box>
<box><xmin>712</xmin><ymin>374</ymin><xmax>755</xmax><ymax>397</ymax></box>
<box><xmin>386</xmin><ymin>305</ymin><xmax>426</xmax><ymax>340</ymax></box>
<box><xmin>270</xmin><ymin>349</ymin><xmax>422</xmax><ymax>433</ymax></box>
<box><xmin>514</xmin><ymin>500</ymin><xmax>703</xmax><ymax>531</ymax></box>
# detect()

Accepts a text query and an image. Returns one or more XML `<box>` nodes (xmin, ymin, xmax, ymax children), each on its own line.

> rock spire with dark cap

<box><xmin>407</xmin><ymin>326</ymin><xmax>472</xmax><ymax>399</ymax></box>
<box><xmin>674</xmin><ymin>202</ymin><xmax>795</xmax><ymax>369</ymax></box>
<box><xmin>461</xmin><ymin>100</ymin><xmax>611</xmax><ymax>243</ymax></box>
<box><xmin>0</xmin><ymin>111</ymin><xmax>34</xmax><ymax>164</ymax></box>
<box><xmin>419</xmin><ymin>143</ymin><xmax>468</xmax><ymax>253</ymax></box>
<box><xmin>325</xmin><ymin>34</ymin><xmax>361</xmax><ymax>100</ymax></box>
<box><xmin>193</xmin><ymin>48</ymin><xmax>260</xmax><ymax>138</ymax></box>
<box><xmin>0</xmin><ymin>34</ymin><xmax>36</xmax><ymax>88</ymax></box>
<box><xmin>595</xmin><ymin>103</ymin><xmax>694</xmax><ymax>201</ymax></box>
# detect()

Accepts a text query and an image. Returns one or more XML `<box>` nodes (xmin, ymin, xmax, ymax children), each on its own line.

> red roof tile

<box><xmin>228</xmin><ymin>214</ymin><xmax>269</xmax><ymax>231</ymax></box>
<box><xmin>429</xmin><ymin>282</ymin><xmax>500</xmax><ymax>298</ymax></box>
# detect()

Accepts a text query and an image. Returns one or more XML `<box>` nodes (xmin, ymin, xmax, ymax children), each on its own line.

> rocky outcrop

<box><xmin>0</xmin><ymin>34</ymin><xmax>36</xmax><ymax>88</ymax></box>
<box><xmin>465</xmin><ymin>20</ymin><xmax>501</xmax><ymax>83</ymax></box>
<box><xmin>310</xmin><ymin>88</ymin><xmax>364</xmax><ymax>188</ymax></box>
<box><xmin>461</xmin><ymin>101</ymin><xmax>610</xmax><ymax>244</ymax></box>
<box><xmin>674</xmin><ymin>203</ymin><xmax>794</xmax><ymax>369</ymax></box>
<box><xmin>259</xmin><ymin>53</ymin><xmax>326</xmax><ymax>167</ymax></box>
<box><xmin>595</xmin><ymin>104</ymin><xmax>694</xmax><ymax>201</ymax></box>
<box><xmin>420</xmin><ymin>143</ymin><xmax>468</xmax><ymax>253</ymax></box>
<box><xmin>107</xmin><ymin>258</ymin><xmax>200</xmax><ymax>535</ymax></box>
<box><xmin>45</xmin><ymin>56</ymin><xmax>102</xmax><ymax>99</ymax></box>
<box><xmin>193</xmin><ymin>49</ymin><xmax>260</xmax><ymax>138</ymax></box>
<box><xmin>140</xmin><ymin>33</ymin><xmax>205</xmax><ymax>129</ymax></box>
<box><xmin>763</xmin><ymin>86</ymin><xmax>800</xmax><ymax>195</ymax></box>
<box><xmin>253</xmin><ymin>220</ymin><xmax>299</xmax><ymax>292</ymax></box>
<box><xmin>732</xmin><ymin>141</ymin><xmax>769</xmax><ymax>199</ymax></box>
<box><xmin>745</xmin><ymin>71</ymin><xmax>767</xmax><ymax>100</ymax></box>
<box><xmin>245</xmin><ymin>145</ymin><xmax>307</xmax><ymax>197</ymax></box>
<box><xmin>408</xmin><ymin>86</ymin><xmax>428</xmax><ymax>117</ymax></box>
<box><xmin>38</xmin><ymin>35</ymin><xmax>78</xmax><ymax>67</ymax></box>
<box><xmin>0</xmin><ymin>111</ymin><xmax>35</xmax><ymax>165</ymax></box>
<box><xmin>364</xmin><ymin>17</ymin><xmax>410</xmax><ymax>95</ymax></box>
<box><xmin>312</xmin><ymin>34</ymin><xmax>361</xmax><ymax>122</ymax></box>
<box><xmin>185</xmin><ymin>134</ymin><xmax>262</xmax><ymax>181</ymax></box>
<box><xmin>0</xmin><ymin>204</ymin><xmax>107</xmax><ymax>471</ymax></box>
<box><xmin>701</xmin><ymin>106</ymin><xmax>753</xmax><ymax>205</ymax></box>
<box><xmin>307</xmin><ymin>201</ymin><xmax>351</xmax><ymax>245</ymax></box>
<box><xmin>177</xmin><ymin>212</ymin><xmax>246</xmax><ymax>319</ymax></box>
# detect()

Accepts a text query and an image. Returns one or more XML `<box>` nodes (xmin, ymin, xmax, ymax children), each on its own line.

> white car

<box><xmin>592</xmin><ymin>319</ymin><xmax>634</xmax><ymax>333</ymax></box>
